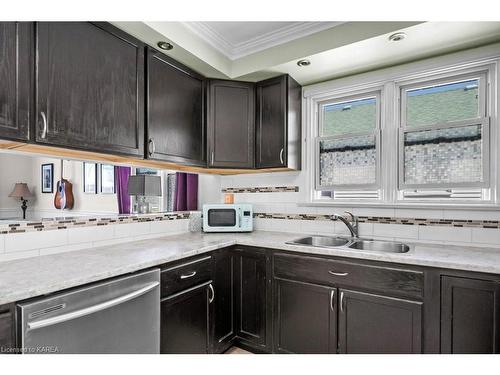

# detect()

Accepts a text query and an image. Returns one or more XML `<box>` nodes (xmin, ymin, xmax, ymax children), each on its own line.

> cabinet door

<box><xmin>441</xmin><ymin>276</ymin><xmax>500</xmax><ymax>353</ymax></box>
<box><xmin>338</xmin><ymin>289</ymin><xmax>422</xmax><ymax>354</ymax></box>
<box><xmin>160</xmin><ymin>283</ymin><xmax>211</xmax><ymax>354</ymax></box>
<box><xmin>147</xmin><ymin>49</ymin><xmax>205</xmax><ymax>166</ymax></box>
<box><xmin>212</xmin><ymin>250</ymin><xmax>236</xmax><ymax>353</ymax></box>
<box><xmin>0</xmin><ymin>22</ymin><xmax>32</xmax><ymax>142</ymax></box>
<box><xmin>36</xmin><ymin>22</ymin><xmax>144</xmax><ymax>157</ymax></box>
<box><xmin>234</xmin><ymin>249</ymin><xmax>268</xmax><ymax>348</ymax></box>
<box><xmin>274</xmin><ymin>279</ymin><xmax>337</xmax><ymax>354</ymax></box>
<box><xmin>208</xmin><ymin>80</ymin><xmax>254</xmax><ymax>168</ymax></box>
<box><xmin>255</xmin><ymin>75</ymin><xmax>286</xmax><ymax>168</ymax></box>
<box><xmin>0</xmin><ymin>304</ymin><xmax>16</xmax><ymax>353</ymax></box>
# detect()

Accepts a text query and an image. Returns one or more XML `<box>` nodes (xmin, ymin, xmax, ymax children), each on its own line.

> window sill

<box><xmin>299</xmin><ymin>200</ymin><xmax>500</xmax><ymax>211</ymax></box>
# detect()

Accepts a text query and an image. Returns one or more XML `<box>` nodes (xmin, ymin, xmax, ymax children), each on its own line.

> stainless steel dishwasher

<box><xmin>17</xmin><ymin>268</ymin><xmax>160</xmax><ymax>354</ymax></box>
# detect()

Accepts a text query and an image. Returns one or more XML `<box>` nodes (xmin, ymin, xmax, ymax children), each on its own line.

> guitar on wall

<box><xmin>54</xmin><ymin>160</ymin><xmax>74</xmax><ymax>210</ymax></box>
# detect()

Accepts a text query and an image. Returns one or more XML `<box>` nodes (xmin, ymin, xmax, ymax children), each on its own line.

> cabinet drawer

<box><xmin>161</xmin><ymin>256</ymin><xmax>212</xmax><ymax>297</ymax></box>
<box><xmin>274</xmin><ymin>253</ymin><xmax>423</xmax><ymax>300</ymax></box>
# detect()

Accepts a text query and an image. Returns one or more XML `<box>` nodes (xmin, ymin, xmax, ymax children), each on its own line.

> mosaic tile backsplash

<box><xmin>0</xmin><ymin>212</ymin><xmax>190</xmax><ymax>234</ymax></box>
<box><xmin>404</xmin><ymin>124</ymin><xmax>483</xmax><ymax>185</ymax></box>
<box><xmin>253</xmin><ymin>212</ymin><xmax>500</xmax><ymax>229</ymax></box>
<box><xmin>319</xmin><ymin>134</ymin><xmax>376</xmax><ymax>187</ymax></box>
<box><xmin>222</xmin><ymin>186</ymin><xmax>299</xmax><ymax>193</ymax></box>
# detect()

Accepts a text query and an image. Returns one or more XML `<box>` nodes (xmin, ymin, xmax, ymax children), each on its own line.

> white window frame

<box><xmin>397</xmin><ymin>70</ymin><xmax>490</xmax><ymax>190</ymax></box>
<box><xmin>315</xmin><ymin>91</ymin><xmax>381</xmax><ymax>191</ymax></box>
<box><xmin>302</xmin><ymin>50</ymin><xmax>499</xmax><ymax>208</ymax></box>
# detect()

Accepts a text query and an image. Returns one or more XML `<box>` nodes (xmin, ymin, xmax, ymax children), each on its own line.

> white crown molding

<box><xmin>183</xmin><ymin>21</ymin><xmax>342</xmax><ymax>60</ymax></box>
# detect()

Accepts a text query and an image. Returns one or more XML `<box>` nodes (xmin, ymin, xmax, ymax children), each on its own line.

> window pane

<box><xmin>405</xmin><ymin>79</ymin><xmax>479</xmax><ymax>127</ymax></box>
<box><xmin>319</xmin><ymin>135</ymin><xmax>376</xmax><ymax>187</ymax></box>
<box><xmin>322</xmin><ymin>97</ymin><xmax>376</xmax><ymax>136</ymax></box>
<box><xmin>403</xmin><ymin>124</ymin><xmax>483</xmax><ymax>185</ymax></box>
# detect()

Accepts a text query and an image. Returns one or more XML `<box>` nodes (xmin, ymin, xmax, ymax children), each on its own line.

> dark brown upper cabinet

<box><xmin>255</xmin><ymin>74</ymin><xmax>301</xmax><ymax>170</ymax></box>
<box><xmin>146</xmin><ymin>48</ymin><xmax>205</xmax><ymax>166</ymax></box>
<box><xmin>35</xmin><ymin>22</ymin><xmax>144</xmax><ymax>157</ymax></box>
<box><xmin>0</xmin><ymin>22</ymin><xmax>33</xmax><ymax>142</ymax></box>
<box><xmin>207</xmin><ymin>80</ymin><xmax>255</xmax><ymax>169</ymax></box>
<box><xmin>441</xmin><ymin>276</ymin><xmax>500</xmax><ymax>353</ymax></box>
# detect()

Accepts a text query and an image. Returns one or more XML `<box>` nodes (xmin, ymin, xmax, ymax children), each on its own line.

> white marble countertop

<box><xmin>1</xmin><ymin>230</ymin><xmax>500</xmax><ymax>305</ymax></box>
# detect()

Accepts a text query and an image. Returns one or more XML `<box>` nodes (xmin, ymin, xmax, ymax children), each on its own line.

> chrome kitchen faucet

<box><xmin>333</xmin><ymin>211</ymin><xmax>359</xmax><ymax>238</ymax></box>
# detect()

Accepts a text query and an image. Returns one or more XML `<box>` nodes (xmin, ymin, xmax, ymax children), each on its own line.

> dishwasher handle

<box><xmin>27</xmin><ymin>281</ymin><xmax>160</xmax><ymax>331</ymax></box>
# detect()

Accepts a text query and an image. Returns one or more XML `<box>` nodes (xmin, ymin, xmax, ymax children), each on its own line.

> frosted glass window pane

<box><xmin>404</xmin><ymin>125</ymin><xmax>483</xmax><ymax>185</ymax></box>
<box><xmin>322</xmin><ymin>97</ymin><xmax>376</xmax><ymax>136</ymax></box>
<box><xmin>406</xmin><ymin>79</ymin><xmax>479</xmax><ymax>127</ymax></box>
<box><xmin>319</xmin><ymin>135</ymin><xmax>376</xmax><ymax>186</ymax></box>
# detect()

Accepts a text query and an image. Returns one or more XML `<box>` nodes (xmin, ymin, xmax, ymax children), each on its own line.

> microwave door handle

<box><xmin>236</xmin><ymin>209</ymin><xmax>241</xmax><ymax>228</ymax></box>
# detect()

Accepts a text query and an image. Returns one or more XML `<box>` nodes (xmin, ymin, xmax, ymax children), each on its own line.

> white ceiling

<box><xmin>182</xmin><ymin>21</ymin><xmax>341</xmax><ymax>60</ymax></box>
<box><xmin>267</xmin><ymin>22</ymin><xmax>500</xmax><ymax>85</ymax></box>
<box><xmin>113</xmin><ymin>21</ymin><xmax>500</xmax><ymax>85</ymax></box>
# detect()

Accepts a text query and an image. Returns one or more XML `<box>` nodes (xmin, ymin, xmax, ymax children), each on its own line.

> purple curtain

<box><xmin>115</xmin><ymin>166</ymin><xmax>131</xmax><ymax>214</ymax></box>
<box><xmin>174</xmin><ymin>172</ymin><xmax>198</xmax><ymax>211</ymax></box>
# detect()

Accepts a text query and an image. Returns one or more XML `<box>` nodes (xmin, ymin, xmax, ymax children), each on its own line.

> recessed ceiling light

<box><xmin>297</xmin><ymin>59</ymin><xmax>311</xmax><ymax>67</ymax></box>
<box><xmin>388</xmin><ymin>32</ymin><xmax>407</xmax><ymax>42</ymax></box>
<box><xmin>157</xmin><ymin>41</ymin><xmax>173</xmax><ymax>51</ymax></box>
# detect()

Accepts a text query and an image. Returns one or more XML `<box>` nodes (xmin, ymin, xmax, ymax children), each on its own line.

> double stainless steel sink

<box><xmin>287</xmin><ymin>235</ymin><xmax>410</xmax><ymax>253</ymax></box>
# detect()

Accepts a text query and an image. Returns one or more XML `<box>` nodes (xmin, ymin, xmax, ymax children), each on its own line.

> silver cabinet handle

<box><xmin>40</xmin><ymin>111</ymin><xmax>48</xmax><ymax>139</ymax></box>
<box><xmin>148</xmin><ymin>138</ymin><xmax>155</xmax><ymax>156</ymax></box>
<box><xmin>27</xmin><ymin>281</ymin><xmax>159</xmax><ymax>331</ymax></box>
<box><xmin>208</xmin><ymin>284</ymin><xmax>215</xmax><ymax>304</ymax></box>
<box><xmin>180</xmin><ymin>271</ymin><xmax>196</xmax><ymax>279</ymax></box>
<box><xmin>330</xmin><ymin>290</ymin><xmax>335</xmax><ymax>311</ymax></box>
<box><xmin>328</xmin><ymin>271</ymin><xmax>349</xmax><ymax>276</ymax></box>
<box><xmin>279</xmin><ymin>147</ymin><xmax>284</xmax><ymax>164</ymax></box>
<box><xmin>340</xmin><ymin>291</ymin><xmax>345</xmax><ymax>313</ymax></box>
<box><xmin>211</xmin><ymin>151</ymin><xmax>214</xmax><ymax>166</ymax></box>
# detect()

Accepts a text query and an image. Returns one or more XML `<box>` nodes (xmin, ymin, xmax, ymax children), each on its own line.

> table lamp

<box><xmin>9</xmin><ymin>183</ymin><xmax>33</xmax><ymax>220</ymax></box>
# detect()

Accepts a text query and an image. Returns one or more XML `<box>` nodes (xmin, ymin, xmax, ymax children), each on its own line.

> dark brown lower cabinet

<box><xmin>338</xmin><ymin>289</ymin><xmax>422</xmax><ymax>354</ymax></box>
<box><xmin>212</xmin><ymin>250</ymin><xmax>236</xmax><ymax>353</ymax></box>
<box><xmin>160</xmin><ymin>282</ymin><xmax>211</xmax><ymax>354</ymax></box>
<box><xmin>274</xmin><ymin>279</ymin><xmax>337</xmax><ymax>354</ymax></box>
<box><xmin>0</xmin><ymin>303</ymin><xmax>16</xmax><ymax>354</ymax></box>
<box><xmin>234</xmin><ymin>248</ymin><xmax>270</xmax><ymax>351</ymax></box>
<box><xmin>441</xmin><ymin>276</ymin><xmax>500</xmax><ymax>353</ymax></box>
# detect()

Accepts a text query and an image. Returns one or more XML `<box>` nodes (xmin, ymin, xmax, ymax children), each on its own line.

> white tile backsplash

<box><xmin>372</xmin><ymin>223</ymin><xmax>419</xmax><ymax>239</ymax></box>
<box><xmin>299</xmin><ymin>219</ymin><xmax>331</xmax><ymax>234</ymax></box>
<box><xmin>471</xmin><ymin>228</ymin><xmax>500</xmax><ymax>245</ymax></box>
<box><xmin>114</xmin><ymin>222</ymin><xmax>151</xmax><ymax>238</ymax></box>
<box><xmin>418</xmin><ymin>226</ymin><xmax>472</xmax><ymax>243</ymax></box>
<box><xmin>394</xmin><ymin>208</ymin><xmax>444</xmax><ymax>220</ymax></box>
<box><xmin>0</xmin><ymin>219</ymin><xmax>191</xmax><ymax>262</ymax></box>
<box><xmin>68</xmin><ymin>226</ymin><xmax>115</xmax><ymax>245</ymax></box>
<box><xmin>5</xmin><ymin>230</ymin><xmax>68</xmax><ymax>253</ymax></box>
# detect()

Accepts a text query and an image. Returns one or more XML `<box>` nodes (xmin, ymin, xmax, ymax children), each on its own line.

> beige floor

<box><xmin>225</xmin><ymin>346</ymin><xmax>252</xmax><ymax>354</ymax></box>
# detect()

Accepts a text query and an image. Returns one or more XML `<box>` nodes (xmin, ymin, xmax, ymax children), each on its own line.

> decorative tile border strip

<box><xmin>222</xmin><ymin>186</ymin><xmax>299</xmax><ymax>193</ymax></box>
<box><xmin>253</xmin><ymin>212</ymin><xmax>500</xmax><ymax>229</ymax></box>
<box><xmin>0</xmin><ymin>212</ymin><xmax>191</xmax><ymax>235</ymax></box>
